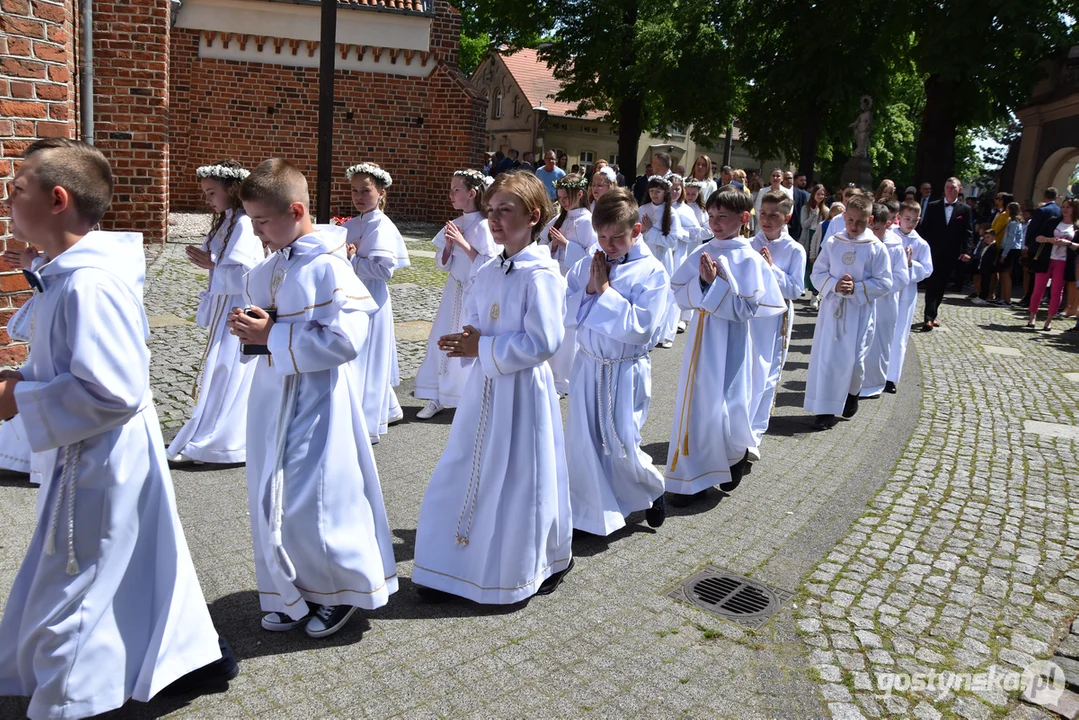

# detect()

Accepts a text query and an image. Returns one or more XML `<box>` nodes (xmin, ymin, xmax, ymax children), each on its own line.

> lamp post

<box><xmin>316</xmin><ymin>0</ymin><xmax>337</xmax><ymax>223</ymax></box>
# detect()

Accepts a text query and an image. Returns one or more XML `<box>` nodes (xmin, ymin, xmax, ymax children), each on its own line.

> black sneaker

<box><xmin>814</xmin><ymin>414</ymin><xmax>836</xmax><ymax>430</ymax></box>
<box><xmin>842</xmin><ymin>393</ymin><xmax>859</xmax><ymax>419</ymax></box>
<box><xmin>304</xmin><ymin>604</ymin><xmax>358</xmax><ymax>639</ymax></box>
<box><xmin>645</xmin><ymin>495</ymin><xmax>666</xmax><ymax>528</ymax></box>
<box><xmin>884</xmin><ymin>381</ymin><xmax>897</xmax><ymax>394</ymax></box>
<box><xmin>162</xmin><ymin>635</ymin><xmax>239</xmax><ymax>696</ymax></box>
<box><xmin>536</xmin><ymin>558</ymin><xmax>574</xmax><ymax>596</ymax></box>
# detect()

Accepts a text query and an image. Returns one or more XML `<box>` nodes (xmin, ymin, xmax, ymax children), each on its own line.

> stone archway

<box><xmin>1033</xmin><ymin>146</ymin><xmax>1079</xmax><ymax>201</ymax></box>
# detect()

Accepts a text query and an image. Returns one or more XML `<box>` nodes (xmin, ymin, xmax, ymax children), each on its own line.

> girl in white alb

<box><xmin>414</xmin><ymin>170</ymin><xmax>498</xmax><ymax>418</ymax></box>
<box><xmin>673</xmin><ymin>177</ymin><xmax>713</xmax><ymax>332</ymax></box>
<box><xmin>343</xmin><ymin>163</ymin><xmax>411</xmax><ymax>442</ymax></box>
<box><xmin>639</xmin><ymin>175</ymin><xmax>683</xmax><ymax>347</ymax></box>
<box><xmin>539</xmin><ymin>173</ymin><xmax>598</xmax><ymax>394</ymax></box>
<box><xmin>589</xmin><ymin>166</ymin><xmax>616</xmax><ymax>212</ymax></box>
<box><xmin>168</xmin><ymin>161</ymin><xmax>263</xmax><ymax>464</ymax></box>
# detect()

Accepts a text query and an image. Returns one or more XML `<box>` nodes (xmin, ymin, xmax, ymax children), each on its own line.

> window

<box><xmin>609</xmin><ymin>154</ymin><xmax>617</xmax><ymax>164</ymax></box>
<box><xmin>513</xmin><ymin>95</ymin><xmax>520</xmax><ymax>117</ymax></box>
<box><xmin>580</xmin><ymin>151</ymin><xmax>595</xmax><ymax>165</ymax></box>
<box><xmin>493</xmin><ymin>90</ymin><xmax>503</xmax><ymax>119</ymax></box>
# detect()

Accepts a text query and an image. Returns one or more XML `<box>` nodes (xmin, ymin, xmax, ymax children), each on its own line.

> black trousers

<box><xmin>977</xmin><ymin>246</ymin><xmax>998</xmax><ymax>300</ymax></box>
<box><xmin>924</xmin><ymin>260</ymin><xmax>953</xmax><ymax>322</ymax></box>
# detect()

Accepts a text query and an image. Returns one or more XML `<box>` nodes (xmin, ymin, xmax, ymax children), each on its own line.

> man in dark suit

<box><xmin>920</xmin><ymin>176</ymin><xmax>974</xmax><ymax>329</ymax></box>
<box><xmin>787</xmin><ymin>171</ymin><xmax>810</xmax><ymax>238</ymax></box>
<box><xmin>1020</xmin><ymin>187</ymin><xmax>1062</xmax><ymax>305</ymax></box>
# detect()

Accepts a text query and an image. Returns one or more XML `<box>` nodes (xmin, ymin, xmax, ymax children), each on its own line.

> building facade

<box><xmin>0</xmin><ymin>0</ymin><xmax>484</xmax><ymax>364</ymax></box>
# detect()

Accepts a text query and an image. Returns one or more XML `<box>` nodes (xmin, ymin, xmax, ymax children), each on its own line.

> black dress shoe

<box><xmin>842</xmin><ymin>393</ymin><xmax>859</xmax><ymax>419</ymax></box>
<box><xmin>884</xmin><ymin>381</ymin><xmax>897</xmax><ymax>394</ymax></box>
<box><xmin>720</xmin><ymin>451</ymin><xmax>749</xmax><ymax>492</ymax></box>
<box><xmin>163</xmin><ymin>635</ymin><xmax>239</xmax><ymax>696</ymax></box>
<box><xmin>415</xmin><ymin>585</ymin><xmax>456</xmax><ymax>603</ymax></box>
<box><xmin>814</xmin><ymin>414</ymin><xmax>836</xmax><ymax>430</ymax></box>
<box><xmin>536</xmin><ymin>558</ymin><xmax>574</xmax><ymax>595</ymax></box>
<box><xmin>669</xmin><ymin>490</ymin><xmax>707</xmax><ymax>507</ymax></box>
<box><xmin>645</xmin><ymin>494</ymin><xmax>666</xmax><ymax>528</ymax></box>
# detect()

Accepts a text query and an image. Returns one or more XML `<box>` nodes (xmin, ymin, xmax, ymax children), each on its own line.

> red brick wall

<box><xmin>91</xmin><ymin>0</ymin><xmax>170</xmax><ymax>244</ymax></box>
<box><xmin>0</xmin><ymin>0</ymin><xmax>76</xmax><ymax>366</ymax></box>
<box><xmin>168</xmin><ymin>0</ymin><xmax>487</xmax><ymax>222</ymax></box>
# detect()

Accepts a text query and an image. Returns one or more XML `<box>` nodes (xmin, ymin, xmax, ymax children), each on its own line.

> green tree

<box><xmin>907</xmin><ymin>0</ymin><xmax>1075</xmax><ymax>187</ymax></box>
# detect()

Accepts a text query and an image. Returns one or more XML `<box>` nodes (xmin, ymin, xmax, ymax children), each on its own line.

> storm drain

<box><xmin>668</xmin><ymin>566</ymin><xmax>793</xmax><ymax>629</ymax></box>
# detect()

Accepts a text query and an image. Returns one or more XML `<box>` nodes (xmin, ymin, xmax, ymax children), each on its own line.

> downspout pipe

<box><xmin>80</xmin><ymin>0</ymin><xmax>93</xmax><ymax>145</ymax></box>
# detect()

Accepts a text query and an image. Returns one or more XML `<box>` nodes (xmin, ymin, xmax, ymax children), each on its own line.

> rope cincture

<box><xmin>455</xmin><ymin>376</ymin><xmax>493</xmax><ymax>546</ymax></box>
<box><xmin>670</xmin><ymin>316</ymin><xmax>707</xmax><ymax>472</ymax></box>
<box><xmin>439</xmin><ymin>277</ymin><xmax>464</xmax><ymax>378</ymax></box>
<box><xmin>268</xmin><ymin>374</ymin><xmax>300</xmax><ymax>582</ymax></box>
<box><xmin>45</xmin><ymin>442</ymin><xmax>84</xmax><ymax>575</ymax></box>
<box><xmin>577</xmin><ymin>345</ymin><xmax>649</xmax><ymax>459</ymax></box>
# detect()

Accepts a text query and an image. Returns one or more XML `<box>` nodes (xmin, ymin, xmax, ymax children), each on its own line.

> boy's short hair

<box><xmin>706</xmin><ymin>184</ymin><xmax>753</xmax><ymax>214</ymax></box>
<box><xmin>900</xmin><ymin>200</ymin><xmax>922</xmax><ymax>216</ymax></box>
<box><xmin>984</xmin><ymin>228</ymin><xmax>996</xmax><ymax>236</ymax></box>
<box><xmin>884</xmin><ymin>198</ymin><xmax>900</xmax><ymax>215</ymax></box>
<box><xmin>488</xmin><ymin>170</ymin><xmax>553</xmax><ymax>239</ymax></box>
<box><xmin>591</xmin><ymin>187</ymin><xmax>638</xmax><ymax>230</ymax></box>
<box><xmin>846</xmin><ymin>194</ymin><xmax>873</xmax><ymax>215</ymax></box>
<box><xmin>871</xmin><ymin>202</ymin><xmax>890</xmax><ymax>223</ymax></box>
<box><xmin>24</xmin><ymin>138</ymin><xmax>113</xmax><ymax>226</ymax></box>
<box><xmin>240</xmin><ymin>158</ymin><xmax>310</xmax><ymax>212</ymax></box>
<box><xmin>759</xmin><ymin>189</ymin><xmax>792</xmax><ymax>215</ymax></box>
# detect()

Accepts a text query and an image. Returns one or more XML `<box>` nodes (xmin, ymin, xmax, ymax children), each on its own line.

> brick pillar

<box><xmin>0</xmin><ymin>0</ymin><xmax>76</xmax><ymax>366</ymax></box>
<box><xmin>430</xmin><ymin>0</ymin><xmax>461</xmax><ymax>68</ymax></box>
<box><xmin>91</xmin><ymin>1</ymin><xmax>170</xmax><ymax>244</ymax></box>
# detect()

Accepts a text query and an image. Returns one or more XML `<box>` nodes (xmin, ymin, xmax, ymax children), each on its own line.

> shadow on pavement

<box><xmin>571</xmin><ymin>522</ymin><xmax>656</xmax><ymax>557</ymax></box>
<box><xmin>760</xmin><ymin>415</ymin><xmax>818</xmax><ymax>437</ymax></box>
<box><xmin>0</xmin><ymin>471</ymin><xmax>32</xmax><ymax>488</ymax></box>
<box><xmin>391</xmin><ymin>528</ymin><xmax>415</xmax><ymax>563</ymax></box>
<box><xmin>390</xmin><ymin>405</ymin><xmax>456</xmax><ymax>429</ymax></box>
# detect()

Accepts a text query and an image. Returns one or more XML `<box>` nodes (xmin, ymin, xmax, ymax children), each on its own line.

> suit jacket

<box><xmin>788</xmin><ymin>187</ymin><xmax>810</xmax><ymax>238</ymax></box>
<box><xmin>919</xmin><ymin>199</ymin><xmax>974</xmax><ymax>269</ymax></box>
<box><xmin>1026</xmin><ymin>202</ymin><xmax>1064</xmax><ymax>273</ymax></box>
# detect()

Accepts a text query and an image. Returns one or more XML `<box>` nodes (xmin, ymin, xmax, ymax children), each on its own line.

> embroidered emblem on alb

<box><xmin>841</xmin><ymin>251</ymin><xmax>857</xmax><ymax>265</ymax></box>
<box><xmin>270</xmin><ymin>266</ymin><xmax>287</xmax><ymax>306</ymax></box>
<box><xmin>489</xmin><ymin>303</ymin><xmax>500</xmax><ymax>320</ymax></box>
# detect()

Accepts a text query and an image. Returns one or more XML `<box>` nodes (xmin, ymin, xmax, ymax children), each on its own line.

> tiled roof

<box><xmin>498</xmin><ymin>48</ymin><xmax>604</xmax><ymax>121</ymax></box>
<box><xmin>266</xmin><ymin>0</ymin><xmax>432</xmax><ymax>15</ymax></box>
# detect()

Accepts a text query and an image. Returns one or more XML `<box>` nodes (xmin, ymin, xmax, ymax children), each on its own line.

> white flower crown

<box><xmin>345</xmin><ymin>163</ymin><xmax>393</xmax><ymax>187</ymax></box>
<box><xmin>454</xmin><ymin>169</ymin><xmax>488</xmax><ymax>187</ymax></box>
<box><xmin>195</xmin><ymin>164</ymin><xmax>250</xmax><ymax>181</ymax></box>
<box><xmin>683</xmin><ymin>178</ymin><xmax>705</xmax><ymax>189</ymax></box>
<box><xmin>554</xmin><ymin>176</ymin><xmax>589</xmax><ymax>191</ymax></box>
<box><xmin>648</xmin><ymin>175</ymin><xmax>672</xmax><ymax>188</ymax></box>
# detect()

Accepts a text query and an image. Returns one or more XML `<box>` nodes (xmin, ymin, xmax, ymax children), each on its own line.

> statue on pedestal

<box><xmin>851</xmin><ymin>95</ymin><xmax>873</xmax><ymax>159</ymax></box>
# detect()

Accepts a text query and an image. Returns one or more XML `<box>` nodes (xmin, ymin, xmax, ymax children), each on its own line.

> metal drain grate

<box><xmin>668</xmin><ymin>566</ymin><xmax>793</xmax><ymax>629</ymax></box>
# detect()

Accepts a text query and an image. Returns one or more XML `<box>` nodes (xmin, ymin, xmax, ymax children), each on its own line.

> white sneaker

<box><xmin>416</xmin><ymin>400</ymin><xmax>443</xmax><ymax>420</ymax></box>
<box><xmin>657</xmin><ymin>340</ymin><xmax>674</xmax><ymax>349</ymax></box>
<box><xmin>971</xmin><ymin>297</ymin><xmax>988</xmax><ymax>306</ymax></box>
<box><xmin>387</xmin><ymin>406</ymin><xmax>405</xmax><ymax>425</ymax></box>
<box><xmin>677</xmin><ymin>321</ymin><xmax>687</xmax><ymax>333</ymax></box>
<box><xmin>810</xmin><ymin>297</ymin><xmax>820</xmax><ymax>311</ymax></box>
<box><xmin>168</xmin><ymin>453</ymin><xmax>204</xmax><ymax>466</ymax></box>
<box><xmin>746</xmin><ymin>446</ymin><xmax>761</xmax><ymax>463</ymax></box>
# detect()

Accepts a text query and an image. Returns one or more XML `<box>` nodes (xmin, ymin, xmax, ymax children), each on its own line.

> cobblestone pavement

<box><xmin>1</xmin><ymin>222</ymin><xmax>1077</xmax><ymax>719</ymax></box>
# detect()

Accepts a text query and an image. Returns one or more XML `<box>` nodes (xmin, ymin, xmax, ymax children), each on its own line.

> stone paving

<box><xmin>0</xmin><ymin>220</ymin><xmax>1078</xmax><ymax>719</ymax></box>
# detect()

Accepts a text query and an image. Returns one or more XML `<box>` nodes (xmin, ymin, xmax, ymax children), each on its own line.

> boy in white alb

<box><xmin>747</xmin><ymin>190</ymin><xmax>806</xmax><ymax>462</ymax></box>
<box><xmin>413</xmin><ymin>171</ymin><xmax>573</xmax><ymax>604</ymax></box>
<box><xmin>886</xmin><ymin>201</ymin><xmax>933</xmax><ymax>393</ymax></box>
<box><xmin>540</xmin><ymin>173</ymin><xmax>598</xmax><ymax>394</ymax></box>
<box><xmin>803</xmin><ymin>194</ymin><xmax>893</xmax><ymax>429</ymax></box>
<box><xmin>565</xmin><ymin>189</ymin><xmax>670</xmax><ymax>535</ymax></box>
<box><xmin>0</xmin><ymin>139</ymin><xmax>235</xmax><ymax>720</ymax></box>
<box><xmin>414</xmin><ymin>169</ymin><xmax>498</xmax><ymax>418</ymax></box>
<box><xmin>860</xmin><ymin>201</ymin><xmax>907</xmax><ymax>398</ymax></box>
<box><xmin>0</xmin><ymin>245</ymin><xmax>46</xmax><ymax>477</ymax></box>
<box><xmin>228</xmin><ymin>159</ymin><xmax>397</xmax><ymax>638</ymax></box>
<box><xmin>665</xmin><ymin>186</ymin><xmax>785</xmax><ymax>503</ymax></box>
<box><xmin>342</xmin><ymin>162</ymin><xmax>410</xmax><ymax>442</ymax></box>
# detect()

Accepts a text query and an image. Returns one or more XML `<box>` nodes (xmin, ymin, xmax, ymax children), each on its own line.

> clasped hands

<box><xmin>185</xmin><ymin>245</ymin><xmax>215</xmax><ymax>270</ymax></box>
<box><xmin>586</xmin><ymin>250</ymin><xmax>612</xmax><ymax>295</ymax></box>
<box><xmin>699</xmin><ymin>251</ymin><xmax>727</xmax><ymax>284</ymax></box>
<box><xmin>0</xmin><ymin>369</ymin><xmax>23</xmax><ymax>420</ymax></box>
<box><xmin>226</xmin><ymin>306</ymin><xmax>274</xmax><ymax>345</ymax></box>
<box><xmin>836</xmin><ymin>274</ymin><xmax>855</xmax><ymax>295</ymax></box>
<box><xmin>439</xmin><ymin>325</ymin><xmax>480</xmax><ymax>358</ymax></box>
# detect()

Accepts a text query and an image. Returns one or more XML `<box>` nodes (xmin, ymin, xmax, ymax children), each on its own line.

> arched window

<box><xmin>493</xmin><ymin>90</ymin><xmax>503</xmax><ymax>119</ymax></box>
<box><xmin>513</xmin><ymin>95</ymin><xmax>521</xmax><ymax>117</ymax></box>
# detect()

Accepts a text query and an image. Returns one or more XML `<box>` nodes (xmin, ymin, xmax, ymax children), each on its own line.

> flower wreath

<box><xmin>554</xmin><ymin>176</ymin><xmax>589</xmax><ymax>191</ymax></box>
<box><xmin>345</xmin><ymin>163</ymin><xmax>393</xmax><ymax>187</ymax></box>
<box><xmin>647</xmin><ymin>175</ymin><xmax>673</xmax><ymax>188</ymax></box>
<box><xmin>454</xmin><ymin>169</ymin><xmax>494</xmax><ymax>189</ymax></box>
<box><xmin>195</xmin><ymin>164</ymin><xmax>250</xmax><ymax>182</ymax></box>
<box><xmin>683</xmin><ymin>178</ymin><xmax>706</xmax><ymax>189</ymax></box>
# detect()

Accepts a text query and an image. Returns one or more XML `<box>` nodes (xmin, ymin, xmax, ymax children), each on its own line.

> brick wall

<box><xmin>91</xmin><ymin>0</ymin><xmax>170</xmax><ymax>244</ymax></box>
<box><xmin>168</xmin><ymin>0</ymin><xmax>487</xmax><ymax>222</ymax></box>
<box><xmin>0</xmin><ymin>0</ymin><xmax>76</xmax><ymax>366</ymax></box>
